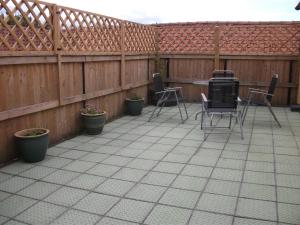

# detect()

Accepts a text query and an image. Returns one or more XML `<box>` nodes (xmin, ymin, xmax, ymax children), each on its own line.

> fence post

<box><xmin>120</xmin><ymin>21</ymin><xmax>126</xmax><ymax>89</ymax></box>
<box><xmin>52</xmin><ymin>4</ymin><xmax>60</xmax><ymax>52</ymax></box>
<box><xmin>214</xmin><ymin>25</ymin><xmax>220</xmax><ymax>70</ymax></box>
<box><xmin>297</xmin><ymin>57</ymin><xmax>300</xmax><ymax>104</ymax></box>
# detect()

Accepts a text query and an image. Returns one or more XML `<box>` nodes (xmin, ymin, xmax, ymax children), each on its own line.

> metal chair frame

<box><xmin>241</xmin><ymin>74</ymin><xmax>281</xmax><ymax>127</ymax></box>
<box><xmin>196</xmin><ymin>79</ymin><xmax>243</xmax><ymax>139</ymax></box>
<box><xmin>148</xmin><ymin>73</ymin><xmax>188</xmax><ymax>123</ymax></box>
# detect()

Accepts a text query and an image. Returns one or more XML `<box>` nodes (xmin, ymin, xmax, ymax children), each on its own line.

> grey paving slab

<box><xmin>144</xmin><ymin>205</ymin><xmax>191</xmax><ymax>225</ymax></box>
<box><xmin>67</xmin><ymin>174</ymin><xmax>106</xmax><ymax>190</ymax></box>
<box><xmin>74</xmin><ymin>193</ymin><xmax>119</xmax><ymax>215</ymax></box>
<box><xmin>86</xmin><ymin>164</ymin><xmax>121</xmax><ymax>177</ymax></box>
<box><xmin>197</xmin><ymin>193</ymin><xmax>237</xmax><ymax>215</ymax></box>
<box><xmin>116</xmin><ymin>148</ymin><xmax>144</xmax><ymax>157</ymax></box>
<box><xmin>126</xmin><ymin>158</ymin><xmax>158</xmax><ymax>170</ymax></box>
<box><xmin>240</xmin><ymin>183</ymin><xmax>276</xmax><ymax>201</ymax></box>
<box><xmin>95</xmin><ymin>179</ymin><xmax>135</xmax><ymax>196</ymax></box>
<box><xmin>172</xmin><ymin>175</ymin><xmax>207</xmax><ymax>192</ymax></box>
<box><xmin>188</xmin><ymin>211</ymin><xmax>233</xmax><ymax>225</ymax></box>
<box><xmin>142</xmin><ymin>172</ymin><xmax>177</xmax><ymax>187</ymax></box>
<box><xmin>233</xmin><ymin>217</ymin><xmax>277</xmax><ymax>225</ymax></box>
<box><xmin>50</xmin><ymin>209</ymin><xmax>100</xmax><ymax>225</ymax></box>
<box><xmin>80</xmin><ymin>152</ymin><xmax>109</xmax><ymax>163</ymax></box>
<box><xmin>59</xmin><ymin>150</ymin><xmax>88</xmax><ymax>159</ymax></box>
<box><xmin>236</xmin><ymin>198</ymin><xmax>277</xmax><ymax>221</ymax></box>
<box><xmin>37</xmin><ymin>156</ymin><xmax>72</xmax><ymax>168</ymax></box>
<box><xmin>42</xmin><ymin>170</ymin><xmax>80</xmax><ymax>185</ymax></box>
<box><xmin>217</xmin><ymin>158</ymin><xmax>245</xmax><ymax>170</ymax></box>
<box><xmin>243</xmin><ymin>171</ymin><xmax>275</xmax><ymax>185</ymax></box>
<box><xmin>44</xmin><ymin>186</ymin><xmax>88</xmax><ymax>207</ymax></box>
<box><xmin>277</xmin><ymin>174</ymin><xmax>300</xmax><ymax>188</ymax></box>
<box><xmin>0</xmin><ymin>176</ymin><xmax>35</xmax><ymax>193</ymax></box>
<box><xmin>3</xmin><ymin>219</ymin><xmax>28</xmax><ymax>225</ymax></box>
<box><xmin>107</xmin><ymin>199</ymin><xmax>154</xmax><ymax>223</ymax></box>
<box><xmin>19</xmin><ymin>165</ymin><xmax>56</xmax><ymax>179</ymax></box>
<box><xmin>17</xmin><ymin>181</ymin><xmax>60</xmax><ymax>200</ymax></box>
<box><xmin>205</xmin><ymin>179</ymin><xmax>240</xmax><ymax>196</ymax></box>
<box><xmin>112</xmin><ymin>168</ymin><xmax>147</xmax><ymax>182</ymax></box>
<box><xmin>278</xmin><ymin>203</ymin><xmax>300</xmax><ymax>224</ymax></box>
<box><xmin>47</xmin><ymin>147</ymin><xmax>69</xmax><ymax>156</ymax></box>
<box><xmin>0</xmin><ymin>162</ymin><xmax>34</xmax><ymax>175</ymax></box>
<box><xmin>211</xmin><ymin>168</ymin><xmax>243</xmax><ymax>182</ymax></box>
<box><xmin>0</xmin><ymin>195</ymin><xmax>36</xmax><ymax>217</ymax></box>
<box><xmin>0</xmin><ymin>173</ymin><xmax>12</xmax><ymax>183</ymax></box>
<box><xmin>277</xmin><ymin>187</ymin><xmax>300</xmax><ymax>204</ymax></box>
<box><xmin>245</xmin><ymin>161</ymin><xmax>274</xmax><ymax>173</ymax></box>
<box><xmin>159</xmin><ymin>188</ymin><xmax>200</xmax><ymax>208</ymax></box>
<box><xmin>102</xmin><ymin>155</ymin><xmax>132</xmax><ymax>167</ymax></box>
<box><xmin>126</xmin><ymin>183</ymin><xmax>166</xmax><ymax>202</ymax></box>
<box><xmin>16</xmin><ymin>201</ymin><xmax>66</xmax><ymax>225</ymax></box>
<box><xmin>138</xmin><ymin>150</ymin><xmax>167</xmax><ymax>160</ymax></box>
<box><xmin>97</xmin><ymin>217</ymin><xmax>138</xmax><ymax>225</ymax></box>
<box><xmin>153</xmin><ymin>162</ymin><xmax>185</xmax><ymax>174</ymax></box>
<box><xmin>0</xmin><ymin>191</ymin><xmax>11</xmax><ymax>201</ymax></box>
<box><xmin>181</xmin><ymin>165</ymin><xmax>213</xmax><ymax>178</ymax></box>
<box><xmin>62</xmin><ymin>160</ymin><xmax>96</xmax><ymax>172</ymax></box>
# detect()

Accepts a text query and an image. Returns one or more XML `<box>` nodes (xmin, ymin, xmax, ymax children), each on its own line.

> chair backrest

<box><xmin>152</xmin><ymin>73</ymin><xmax>165</xmax><ymax>92</ymax></box>
<box><xmin>212</xmin><ymin>70</ymin><xmax>234</xmax><ymax>78</ymax></box>
<box><xmin>208</xmin><ymin>79</ymin><xmax>239</xmax><ymax>109</ymax></box>
<box><xmin>266</xmin><ymin>74</ymin><xmax>278</xmax><ymax>102</ymax></box>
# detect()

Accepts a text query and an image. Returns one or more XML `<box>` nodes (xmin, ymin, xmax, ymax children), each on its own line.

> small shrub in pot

<box><xmin>81</xmin><ymin>105</ymin><xmax>106</xmax><ymax>135</ymax></box>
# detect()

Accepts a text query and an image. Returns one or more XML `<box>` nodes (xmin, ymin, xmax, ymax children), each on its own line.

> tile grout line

<box><xmin>231</xmin><ymin>106</ymin><xmax>256</xmax><ymax>225</ymax></box>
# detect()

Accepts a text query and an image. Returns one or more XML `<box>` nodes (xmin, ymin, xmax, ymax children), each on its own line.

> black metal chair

<box><xmin>197</xmin><ymin>78</ymin><xmax>243</xmax><ymax>139</ymax></box>
<box><xmin>148</xmin><ymin>73</ymin><xmax>188</xmax><ymax>123</ymax></box>
<box><xmin>241</xmin><ymin>74</ymin><xmax>281</xmax><ymax>127</ymax></box>
<box><xmin>212</xmin><ymin>70</ymin><xmax>234</xmax><ymax>78</ymax></box>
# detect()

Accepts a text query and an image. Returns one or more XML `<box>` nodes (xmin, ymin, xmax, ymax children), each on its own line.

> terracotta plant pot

<box><xmin>81</xmin><ymin>111</ymin><xmax>106</xmax><ymax>135</ymax></box>
<box><xmin>14</xmin><ymin>128</ymin><xmax>49</xmax><ymax>163</ymax></box>
<box><xmin>125</xmin><ymin>98</ymin><xmax>144</xmax><ymax>115</ymax></box>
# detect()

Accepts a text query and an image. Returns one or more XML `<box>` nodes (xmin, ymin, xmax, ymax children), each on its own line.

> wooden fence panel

<box><xmin>0</xmin><ymin>63</ymin><xmax>58</xmax><ymax>111</ymax></box>
<box><xmin>125</xmin><ymin>59</ymin><xmax>148</xmax><ymax>86</ymax></box>
<box><xmin>85</xmin><ymin>61</ymin><xmax>121</xmax><ymax>93</ymax></box>
<box><xmin>227</xmin><ymin>59</ymin><xmax>291</xmax><ymax>105</ymax></box>
<box><xmin>60</xmin><ymin>62</ymin><xmax>83</xmax><ymax>98</ymax></box>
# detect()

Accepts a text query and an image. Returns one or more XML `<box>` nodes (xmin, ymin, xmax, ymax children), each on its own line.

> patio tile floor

<box><xmin>0</xmin><ymin>103</ymin><xmax>300</xmax><ymax>225</ymax></box>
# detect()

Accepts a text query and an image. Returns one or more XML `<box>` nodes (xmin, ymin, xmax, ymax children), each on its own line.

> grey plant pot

<box><xmin>14</xmin><ymin>128</ymin><xmax>49</xmax><ymax>163</ymax></box>
<box><xmin>81</xmin><ymin>111</ymin><xmax>106</xmax><ymax>135</ymax></box>
<box><xmin>125</xmin><ymin>98</ymin><xmax>144</xmax><ymax>116</ymax></box>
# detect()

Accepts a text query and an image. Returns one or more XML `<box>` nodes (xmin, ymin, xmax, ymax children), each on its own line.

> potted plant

<box><xmin>125</xmin><ymin>92</ymin><xmax>144</xmax><ymax>116</ymax></box>
<box><xmin>14</xmin><ymin>128</ymin><xmax>50</xmax><ymax>163</ymax></box>
<box><xmin>81</xmin><ymin>105</ymin><xmax>106</xmax><ymax>135</ymax></box>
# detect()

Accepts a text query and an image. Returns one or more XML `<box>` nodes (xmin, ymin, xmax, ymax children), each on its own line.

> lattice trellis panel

<box><xmin>157</xmin><ymin>24</ymin><xmax>215</xmax><ymax>54</ymax></box>
<box><xmin>58</xmin><ymin>6</ymin><xmax>122</xmax><ymax>52</ymax></box>
<box><xmin>0</xmin><ymin>0</ymin><xmax>54</xmax><ymax>51</ymax></box>
<box><xmin>124</xmin><ymin>22</ymin><xmax>156</xmax><ymax>53</ymax></box>
<box><xmin>220</xmin><ymin>23</ymin><xmax>300</xmax><ymax>55</ymax></box>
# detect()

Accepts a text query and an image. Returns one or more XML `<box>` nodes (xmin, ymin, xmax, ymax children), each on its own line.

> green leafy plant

<box><xmin>80</xmin><ymin>105</ymin><xmax>104</xmax><ymax>115</ymax></box>
<box><xmin>23</xmin><ymin>129</ymin><xmax>46</xmax><ymax>137</ymax></box>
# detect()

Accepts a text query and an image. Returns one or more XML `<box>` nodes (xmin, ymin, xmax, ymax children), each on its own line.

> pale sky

<box><xmin>44</xmin><ymin>0</ymin><xmax>299</xmax><ymax>24</ymax></box>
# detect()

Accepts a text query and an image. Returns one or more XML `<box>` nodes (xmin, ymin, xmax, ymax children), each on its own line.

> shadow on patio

<box><xmin>0</xmin><ymin>104</ymin><xmax>300</xmax><ymax>225</ymax></box>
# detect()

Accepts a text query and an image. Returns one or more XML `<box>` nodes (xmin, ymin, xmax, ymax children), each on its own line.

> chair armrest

<box><xmin>201</xmin><ymin>93</ymin><xmax>208</xmax><ymax>102</ymax></box>
<box><xmin>250</xmin><ymin>90</ymin><xmax>273</xmax><ymax>96</ymax></box>
<box><xmin>249</xmin><ymin>88</ymin><xmax>267</xmax><ymax>93</ymax></box>
<box><xmin>165</xmin><ymin>87</ymin><xmax>182</xmax><ymax>90</ymax></box>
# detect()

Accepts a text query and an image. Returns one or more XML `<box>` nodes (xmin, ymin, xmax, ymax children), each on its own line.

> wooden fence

<box><xmin>0</xmin><ymin>0</ymin><xmax>156</xmax><ymax>163</ymax></box>
<box><xmin>160</xmin><ymin>55</ymin><xmax>299</xmax><ymax>106</ymax></box>
<box><xmin>0</xmin><ymin>0</ymin><xmax>299</xmax><ymax>164</ymax></box>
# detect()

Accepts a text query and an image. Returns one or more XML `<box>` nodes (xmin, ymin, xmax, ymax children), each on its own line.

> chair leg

<box><xmin>265</xmin><ymin>100</ymin><xmax>281</xmax><ymax>128</ymax></box>
<box><xmin>229</xmin><ymin>114</ymin><xmax>232</xmax><ymax>129</ymax></box>
<box><xmin>148</xmin><ymin>93</ymin><xmax>166</xmax><ymax>122</ymax></box>
<box><xmin>179</xmin><ymin>89</ymin><xmax>189</xmax><ymax>119</ymax></box>
<box><xmin>237</xmin><ymin>111</ymin><xmax>244</xmax><ymax>139</ymax></box>
<box><xmin>174</xmin><ymin>91</ymin><xmax>184</xmax><ymax>123</ymax></box>
<box><xmin>242</xmin><ymin>93</ymin><xmax>253</xmax><ymax>125</ymax></box>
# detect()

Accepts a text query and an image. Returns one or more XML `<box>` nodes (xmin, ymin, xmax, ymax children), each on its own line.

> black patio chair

<box><xmin>148</xmin><ymin>73</ymin><xmax>188</xmax><ymax>123</ymax></box>
<box><xmin>241</xmin><ymin>74</ymin><xmax>281</xmax><ymax>127</ymax></box>
<box><xmin>197</xmin><ymin>78</ymin><xmax>243</xmax><ymax>139</ymax></box>
<box><xmin>212</xmin><ymin>70</ymin><xmax>234</xmax><ymax>78</ymax></box>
